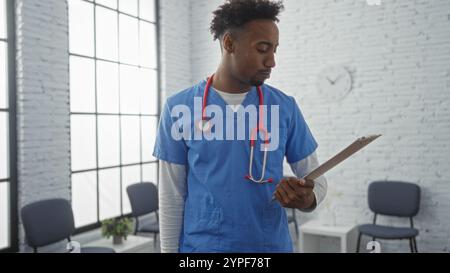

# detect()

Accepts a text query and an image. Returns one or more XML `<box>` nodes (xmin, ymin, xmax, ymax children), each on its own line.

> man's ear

<box><xmin>222</xmin><ymin>32</ymin><xmax>235</xmax><ymax>53</ymax></box>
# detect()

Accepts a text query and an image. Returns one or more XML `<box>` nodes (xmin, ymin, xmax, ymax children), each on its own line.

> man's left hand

<box><xmin>274</xmin><ymin>177</ymin><xmax>316</xmax><ymax>210</ymax></box>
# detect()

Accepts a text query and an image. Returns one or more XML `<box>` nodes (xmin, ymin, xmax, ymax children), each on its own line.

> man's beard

<box><xmin>249</xmin><ymin>78</ymin><xmax>264</xmax><ymax>87</ymax></box>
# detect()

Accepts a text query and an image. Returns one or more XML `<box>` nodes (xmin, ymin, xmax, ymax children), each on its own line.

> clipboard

<box><xmin>303</xmin><ymin>134</ymin><xmax>382</xmax><ymax>181</ymax></box>
<box><xmin>271</xmin><ymin>134</ymin><xmax>381</xmax><ymax>201</ymax></box>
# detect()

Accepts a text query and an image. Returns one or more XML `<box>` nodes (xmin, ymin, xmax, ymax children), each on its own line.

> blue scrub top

<box><xmin>153</xmin><ymin>79</ymin><xmax>318</xmax><ymax>253</ymax></box>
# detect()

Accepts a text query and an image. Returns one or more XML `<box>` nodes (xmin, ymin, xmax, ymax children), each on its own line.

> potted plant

<box><xmin>101</xmin><ymin>217</ymin><xmax>133</xmax><ymax>245</ymax></box>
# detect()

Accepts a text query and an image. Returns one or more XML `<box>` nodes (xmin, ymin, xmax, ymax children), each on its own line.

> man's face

<box><xmin>227</xmin><ymin>19</ymin><xmax>279</xmax><ymax>87</ymax></box>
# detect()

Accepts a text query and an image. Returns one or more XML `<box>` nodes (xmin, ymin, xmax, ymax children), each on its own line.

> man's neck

<box><xmin>212</xmin><ymin>66</ymin><xmax>252</xmax><ymax>94</ymax></box>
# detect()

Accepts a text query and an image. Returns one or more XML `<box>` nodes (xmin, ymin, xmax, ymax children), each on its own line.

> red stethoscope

<box><xmin>196</xmin><ymin>74</ymin><xmax>273</xmax><ymax>184</ymax></box>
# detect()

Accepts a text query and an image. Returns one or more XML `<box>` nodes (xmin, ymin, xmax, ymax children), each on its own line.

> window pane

<box><xmin>96</xmin><ymin>0</ymin><xmax>117</xmax><ymax>9</ymax></box>
<box><xmin>139</xmin><ymin>68</ymin><xmax>158</xmax><ymax>115</ymax></box>
<box><xmin>119</xmin><ymin>0</ymin><xmax>137</xmax><ymax>16</ymax></box>
<box><xmin>71</xmin><ymin>115</ymin><xmax>97</xmax><ymax>171</ymax></box>
<box><xmin>119</xmin><ymin>65</ymin><xmax>140</xmax><ymax>114</ymax></box>
<box><xmin>72</xmin><ymin>171</ymin><xmax>98</xmax><ymax>228</ymax></box>
<box><xmin>69</xmin><ymin>0</ymin><xmax>94</xmax><ymax>56</ymax></box>
<box><xmin>119</xmin><ymin>14</ymin><xmax>139</xmax><ymax>65</ymax></box>
<box><xmin>0</xmin><ymin>112</ymin><xmax>8</xmax><ymax>180</ymax></box>
<box><xmin>96</xmin><ymin>6</ymin><xmax>118</xmax><ymax>61</ymax></box>
<box><xmin>98</xmin><ymin>115</ymin><xmax>120</xmax><ymax>168</ymax></box>
<box><xmin>121</xmin><ymin>116</ymin><xmax>140</xmax><ymax>164</ymax></box>
<box><xmin>141</xmin><ymin>116</ymin><xmax>157</xmax><ymax>162</ymax></box>
<box><xmin>121</xmin><ymin>165</ymin><xmax>140</xmax><ymax>214</ymax></box>
<box><xmin>139</xmin><ymin>0</ymin><xmax>156</xmax><ymax>22</ymax></box>
<box><xmin>70</xmin><ymin>56</ymin><xmax>95</xmax><ymax>113</ymax></box>
<box><xmin>0</xmin><ymin>42</ymin><xmax>7</xmax><ymax>109</ymax></box>
<box><xmin>142</xmin><ymin>163</ymin><xmax>157</xmax><ymax>185</ymax></box>
<box><xmin>0</xmin><ymin>0</ymin><xmax>6</xmax><ymax>39</ymax></box>
<box><xmin>99</xmin><ymin>168</ymin><xmax>121</xmax><ymax>220</ymax></box>
<box><xmin>139</xmin><ymin>21</ymin><xmax>157</xmax><ymax>69</ymax></box>
<box><xmin>97</xmin><ymin>61</ymin><xmax>119</xmax><ymax>113</ymax></box>
<box><xmin>0</xmin><ymin>182</ymin><xmax>9</xmax><ymax>249</ymax></box>
<box><xmin>0</xmin><ymin>182</ymin><xmax>10</xmax><ymax>249</ymax></box>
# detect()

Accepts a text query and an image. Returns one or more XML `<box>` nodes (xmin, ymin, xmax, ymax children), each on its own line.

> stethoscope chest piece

<box><xmin>195</xmin><ymin>118</ymin><xmax>212</xmax><ymax>133</ymax></box>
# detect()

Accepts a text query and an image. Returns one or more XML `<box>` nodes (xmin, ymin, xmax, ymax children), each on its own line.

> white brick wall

<box><xmin>189</xmin><ymin>0</ymin><xmax>223</xmax><ymax>82</ymax></box>
<box><xmin>184</xmin><ymin>0</ymin><xmax>450</xmax><ymax>252</ymax></box>
<box><xmin>159</xmin><ymin>0</ymin><xmax>192</xmax><ymax>98</ymax></box>
<box><xmin>15</xmin><ymin>0</ymin><xmax>71</xmax><ymax>252</ymax></box>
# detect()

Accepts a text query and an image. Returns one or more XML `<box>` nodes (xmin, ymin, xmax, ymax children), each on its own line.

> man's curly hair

<box><xmin>210</xmin><ymin>0</ymin><xmax>284</xmax><ymax>41</ymax></box>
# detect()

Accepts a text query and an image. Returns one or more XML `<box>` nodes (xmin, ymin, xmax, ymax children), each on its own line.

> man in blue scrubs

<box><xmin>153</xmin><ymin>0</ymin><xmax>327</xmax><ymax>253</ymax></box>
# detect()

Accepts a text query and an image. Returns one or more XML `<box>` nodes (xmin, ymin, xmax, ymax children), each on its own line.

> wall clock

<box><xmin>316</xmin><ymin>65</ymin><xmax>353</xmax><ymax>102</ymax></box>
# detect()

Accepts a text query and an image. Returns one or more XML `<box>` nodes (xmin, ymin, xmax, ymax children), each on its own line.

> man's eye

<box><xmin>257</xmin><ymin>49</ymin><xmax>268</xmax><ymax>53</ymax></box>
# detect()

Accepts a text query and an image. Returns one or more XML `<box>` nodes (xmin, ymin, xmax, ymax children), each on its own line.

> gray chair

<box><xmin>356</xmin><ymin>181</ymin><xmax>421</xmax><ymax>253</ymax></box>
<box><xmin>126</xmin><ymin>182</ymin><xmax>159</xmax><ymax>248</ymax></box>
<box><xmin>21</xmin><ymin>199</ymin><xmax>115</xmax><ymax>253</ymax></box>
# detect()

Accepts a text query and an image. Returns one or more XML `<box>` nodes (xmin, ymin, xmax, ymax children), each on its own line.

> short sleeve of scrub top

<box><xmin>285</xmin><ymin>97</ymin><xmax>318</xmax><ymax>164</ymax></box>
<box><xmin>153</xmin><ymin>102</ymin><xmax>188</xmax><ymax>165</ymax></box>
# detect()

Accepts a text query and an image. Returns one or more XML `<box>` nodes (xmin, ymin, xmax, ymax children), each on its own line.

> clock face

<box><xmin>316</xmin><ymin>65</ymin><xmax>352</xmax><ymax>102</ymax></box>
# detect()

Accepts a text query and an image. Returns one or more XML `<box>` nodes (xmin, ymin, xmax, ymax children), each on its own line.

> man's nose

<box><xmin>265</xmin><ymin>52</ymin><xmax>276</xmax><ymax>68</ymax></box>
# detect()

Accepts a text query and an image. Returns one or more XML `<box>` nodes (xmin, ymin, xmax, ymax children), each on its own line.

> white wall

<box><xmin>15</xmin><ymin>0</ymin><xmax>71</xmax><ymax>252</ymax></box>
<box><xmin>183</xmin><ymin>0</ymin><xmax>450</xmax><ymax>252</ymax></box>
<box><xmin>159</xmin><ymin>0</ymin><xmax>192</xmax><ymax>98</ymax></box>
<box><xmin>189</xmin><ymin>0</ymin><xmax>223</xmax><ymax>83</ymax></box>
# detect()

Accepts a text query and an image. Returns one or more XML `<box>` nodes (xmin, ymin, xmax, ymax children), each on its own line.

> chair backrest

<box><xmin>21</xmin><ymin>199</ymin><xmax>75</xmax><ymax>248</ymax></box>
<box><xmin>127</xmin><ymin>182</ymin><xmax>158</xmax><ymax>218</ymax></box>
<box><xmin>368</xmin><ymin>181</ymin><xmax>421</xmax><ymax>217</ymax></box>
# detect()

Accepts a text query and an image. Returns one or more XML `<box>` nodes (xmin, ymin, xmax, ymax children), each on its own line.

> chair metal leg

<box><xmin>154</xmin><ymin>233</ymin><xmax>157</xmax><ymax>249</ymax></box>
<box><xmin>134</xmin><ymin>218</ymin><xmax>139</xmax><ymax>235</ymax></box>
<box><xmin>356</xmin><ymin>233</ymin><xmax>362</xmax><ymax>253</ymax></box>
<box><xmin>409</xmin><ymin>238</ymin><xmax>414</xmax><ymax>253</ymax></box>
<box><xmin>294</xmin><ymin>219</ymin><xmax>299</xmax><ymax>238</ymax></box>
<box><xmin>413</xmin><ymin>237</ymin><xmax>418</xmax><ymax>253</ymax></box>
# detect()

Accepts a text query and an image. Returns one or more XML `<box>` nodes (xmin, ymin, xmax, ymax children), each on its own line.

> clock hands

<box><xmin>326</xmin><ymin>74</ymin><xmax>343</xmax><ymax>85</ymax></box>
<box><xmin>326</xmin><ymin>76</ymin><xmax>335</xmax><ymax>84</ymax></box>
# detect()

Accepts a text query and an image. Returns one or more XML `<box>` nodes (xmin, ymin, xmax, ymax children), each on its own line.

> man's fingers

<box><xmin>276</xmin><ymin>184</ymin><xmax>289</xmax><ymax>201</ymax></box>
<box><xmin>275</xmin><ymin>178</ymin><xmax>314</xmax><ymax>205</ymax></box>
<box><xmin>284</xmin><ymin>177</ymin><xmax>314</xmax><ymax>187</ymax></box>
<box><xmin>285</xmin><ymin>178</ymin><xmax>314</xmax><ymax>189</ymax></box>
<box><xmin>280</xmin><ymin>181</ymin><xmax>300</xmax><ymax>201</ymax></box>
<box><xmin>275</xmin><ymin>178</ymin><xmax>315</xmax><ymax>209</ymax></box>
<box><xmin>275</xmin><ymin>191</ymin><xmax>284</xmax><ymax>204</ymax></box>
<box><xmin>275</xmin><ymin>188</ymin><xmax>288</xmax><ymax>205</ymax></box>
<box><xmin>302</xmin><ymin>179</ymin><xmax>315</xmax><ymax>189</ymax></box>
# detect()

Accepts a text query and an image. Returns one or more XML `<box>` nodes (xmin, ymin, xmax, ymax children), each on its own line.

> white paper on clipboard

<box><xmin>303</xmin><ymin>134</ymin><xmax>382</xmax><ymax>181</ymax></box>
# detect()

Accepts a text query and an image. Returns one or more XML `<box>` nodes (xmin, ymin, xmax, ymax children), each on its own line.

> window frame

<box><xmin>68</xmin><ymin>0</ymin><xmax>161</xmax><ymax>234</ymax></box>
<box><xmin>0</xmin><ymin>0</ymin><xmax>18</xmax><ymax>253</ymax></box>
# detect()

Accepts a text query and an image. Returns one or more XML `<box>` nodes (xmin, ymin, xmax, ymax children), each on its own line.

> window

<box><xmin>68</xmin><ymin>0</ymin><xmax>159</xmax><ymax>230</ymax></box>
<box><xmin>0</xmin><ymin>0</ymin><xmax>17</xmax><ymax>252</ymax></box>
